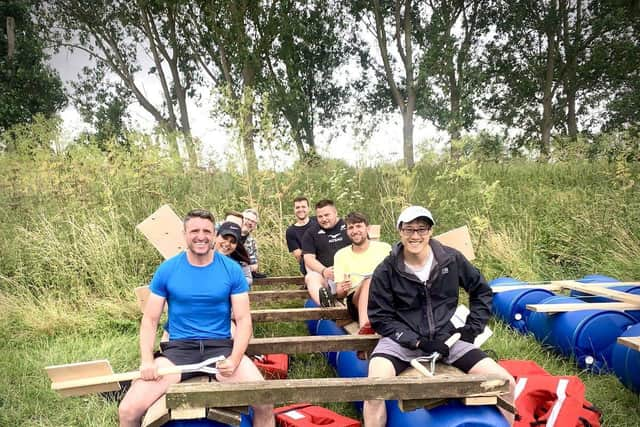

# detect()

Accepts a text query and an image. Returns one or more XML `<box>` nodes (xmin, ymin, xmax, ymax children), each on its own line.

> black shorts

<box><xmin>346</xmin><ymin>293</ymin><xmax>359</xmax><ymax>322</ymax></box>
<box><xmin>156</xmin><ymin>339</ymin><xmax>234</xmax><ymax>381</ymax></box>
<box><xmin>371</xmin><ymin>347</ymin><xmax>488</xmax><ymax>376</ymax></box>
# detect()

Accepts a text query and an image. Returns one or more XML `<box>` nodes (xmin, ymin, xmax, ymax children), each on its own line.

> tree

<box><xmin>38</xmin><ymin>0</ymin><xmax>200</xmax><ymax>166</ymax></box>
<box><xmin>261</xmin><ymin>0</ymin><xmax>358</xmax><ymax>162</ymax></box>
<box><xmin>416</xmin><ymin>0</ymin><xmax>490</xmax><ymax>154</ymax></box>
<box><xmin>0</xmin><ymin>1</ymin><xmax>66</xmax><ymax>135</ymax></box>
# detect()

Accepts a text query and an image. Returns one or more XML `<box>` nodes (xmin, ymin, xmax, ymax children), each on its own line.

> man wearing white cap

<box><xmin>363</xmin><ymin>205</ymin><xmax>515</xmax><ymax>426</ymax></box>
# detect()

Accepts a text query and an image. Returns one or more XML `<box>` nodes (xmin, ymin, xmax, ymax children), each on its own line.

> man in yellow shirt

<box><xmin>333</xmin><ymin>212</ymin><xmax>391</xmax><ymax>335</ymax></box>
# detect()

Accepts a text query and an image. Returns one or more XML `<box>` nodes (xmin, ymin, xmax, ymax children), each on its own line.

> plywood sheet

<box><xmin>137</xmin><ymin>205</ymin><xmax>185</xmax><ymax>259</ymax></box>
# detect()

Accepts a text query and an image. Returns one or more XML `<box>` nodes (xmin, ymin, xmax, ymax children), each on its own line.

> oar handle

<box><xmin>410</xmin><ymin>358</ymin><xmax>434</xmax><ymax>377</ymax></box>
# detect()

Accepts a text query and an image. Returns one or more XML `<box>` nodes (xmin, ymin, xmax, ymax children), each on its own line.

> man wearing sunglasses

<box><xmin>363</xmin><ymin>206</ymin><xmax>514</xmax><ymax>427</ymax></box>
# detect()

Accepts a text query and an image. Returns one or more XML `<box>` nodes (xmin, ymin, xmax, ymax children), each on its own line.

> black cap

<box><xmin>217</xmin><ymin>221</ymin><xmax>242</xmax><ymax>242</ymax></box>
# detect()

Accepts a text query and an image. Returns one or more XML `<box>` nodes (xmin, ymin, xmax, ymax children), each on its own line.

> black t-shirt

<box><xmin>285</xmin><ymin>216</ymin><xmax>317</xmax><ymax>252</ymax></box>
<box><xmin>301</xmin><ymin>218</ymin><xmax>350</xmax><ymax>268</ymax></box>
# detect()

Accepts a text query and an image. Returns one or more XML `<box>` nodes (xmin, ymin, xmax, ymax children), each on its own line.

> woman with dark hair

<box><xmin>214</xmin><ymin>221</ymin><xmax>253</xmax><ymax>287</ymax></box>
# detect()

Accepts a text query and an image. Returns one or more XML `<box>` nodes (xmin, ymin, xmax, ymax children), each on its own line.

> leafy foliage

<box><xmin>0</xmin><ymin>1</ymin><xmax>66</xmax><ymax>135</ymax></box>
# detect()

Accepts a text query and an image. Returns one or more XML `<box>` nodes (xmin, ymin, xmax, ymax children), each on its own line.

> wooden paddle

<box><xmin>46</xmin><ymin>355</ymin><xmax>224</xmax><ymax>397</ymax></box>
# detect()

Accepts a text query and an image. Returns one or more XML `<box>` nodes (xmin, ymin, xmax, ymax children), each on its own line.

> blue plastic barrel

<box><xmin>427</xmin><ymin>400</ymin><xmax>509</xmax><ymax>427</ymax></box>
<box><xmin>165</xmin><ymin>409</ymin><xmax>252</xmax><ymax>426</ymax></box>
<box><xmin>492</xmin><ymin>288</ymin><xmax>555</xmax><ymax>334</ymax></box>
<box><xmin>527</xmin><ymin>295</ymin><xmax>636</xmax><ymax>372</ymax></box>
<box><xmin>612</xmin><ymin>323</ymin><xmax>640</xmax><ymax>394</ymax></box>
<box><xmin>304</xmin><ymin>299</ymin><xmax>320</xmax><ymax>335</ymax></box>
<box><xmin>315</xmin><ymin>319</ymin><xmax>346</xmax><ymax>368</ymax></box>
<box><xmin>336</xmin><ymin>350</ymin><xmax>368</xmax><ymax>379</ymax></box>
<box><xmin>386</xmin><ymin>400</ymin><xmax>434</xmax><ymax>426</ymax></box>
<box><xmin>489</xmin><ymin>277</ymin><xmax>524</xmax><ymax>287</ymax></box>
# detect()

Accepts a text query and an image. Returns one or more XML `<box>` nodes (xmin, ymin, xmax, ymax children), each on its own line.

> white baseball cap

<box><xmin>396</xmin><ymin>205</ymin><xmax>435</xmax><ymax>228</ymax></box>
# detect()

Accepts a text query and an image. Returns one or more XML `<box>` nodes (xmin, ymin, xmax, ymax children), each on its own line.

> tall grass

<box><xmin>1</xmin><ymin>143</ymin><xmax>639</xmax><ymax>425</ymax></box>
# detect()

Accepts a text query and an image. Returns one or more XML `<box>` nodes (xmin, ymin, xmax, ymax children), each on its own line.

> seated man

<box><xmin>333</xmin><ymin>212</ymin><xmax>390</xmax><ymax>334</ymax></box>
<box><xmin>285</xmin><ymin>196</ymin><xmax>317</xmax><ymax>274</ymax></box>
<box><xmin>119</xmin><ymin>209</ymin><xmax>274</xmax><ymax>427</ymax></box>
<box><xmin>363</xmin><ymin>206</ymin><xmax>515</xmax><ymax>427</ymax></box>
<box><xmin>301</xmin><ymin>199</ymin><xmax>350</xmax><ymax>306</ymax></box>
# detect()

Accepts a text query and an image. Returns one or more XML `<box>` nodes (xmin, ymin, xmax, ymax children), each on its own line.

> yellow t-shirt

<box><xmin>333</xmin><ymin>240</ymin><xmax>392</xmax><ymax>293</ymax></box>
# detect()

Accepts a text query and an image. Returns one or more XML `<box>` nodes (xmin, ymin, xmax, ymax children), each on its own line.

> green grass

<box><xmin>1</xmin><ymin>144</ymin><xmax>640</xmax><ymax>425</ymax></box>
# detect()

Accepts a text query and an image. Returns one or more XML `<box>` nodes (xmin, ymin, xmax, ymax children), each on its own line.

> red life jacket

<box><xmin>500</xmin><ymin>360</ymin><xmax>602</xmax><ymax>427</ymax></box>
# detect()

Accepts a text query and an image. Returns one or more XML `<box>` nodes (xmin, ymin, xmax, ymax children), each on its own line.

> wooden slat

<box><xmin>433</xmin><ymin>225</ymin><xmax>475</xmax><ymax>261</ymax></box>
<box><xmin>45</xmin><ymin>360</ymin><xmax>118</xmax><ymax>397</ymax></box>
<box><xmin>136</xmin><ymin>204</ymin><xmax>185</xmax><ymax>260</ymax></box>
<box><xmin>251</xmin><ymin>307</ymin><xmax>350</xmax><ymax>322</ymax></box>
<box><xmin>526</xmin><ymin>302</ymin><xmax>639</xmax><ymax>313</ymax></box>
<box><xmin>207</xmin><ymin>408</ymin><xmax>244</xmax><ymax>426</ymax></box>
<box><xmin>165</xmin><ymin>375</ymin><xmax>509</xmax><ymax>409</ymax></box>
<box><xmin>252</xmin><ymin>276</ymin><xmax>305</xmax><ymax>287</ymax></box>
<box><xmin>491</xmin><ymin>284</ymin><xmax>564</xmax><ymax>293</ymax></box>
<box><xmin>617</xmin><ymin>336</ymin><xmax>640</xmax><ymax>351</ymax></box>
<box><xmin>249</xmin><ymin>289</ymin><xmax>309</xmax><ymax>304</ymax></box>
<box><xmin>247</xmin><ymin>335</ymin><xmax>379</xmax><ymax>355</ymax></box>
<box><xmin>560</xmin><ymin>281</ymin><xmax>640</xmax><ymax>305</ymax></box>
<box><xmin>171</xmin><ymin>406</ymin><xmax>206</xmax><ymax>420</ymax></box>
<box><xmin>398</xmin><ymin>364</ymin><xmax>467</xmax><ymax>411</ymax></box>
<box><xmin>135</xmin><ymin>286</ymin><xmax>310</xmax><ymax>312</ymax></box>
<box><xmin>464</xmin><ymin>396</ymin><xmax>498</xmax><ymax>405</ymax></box>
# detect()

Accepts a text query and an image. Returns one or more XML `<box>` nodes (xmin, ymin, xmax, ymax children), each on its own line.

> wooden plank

<box><xmin>247</xmin><ymin>335</ymin><xmax>379</xmax><ymax>355</ymax></box>
<box><xmin>167</xmin><ymin>374</ymin><xmax>509</xmax><ymax>408</ymax></box>
<box><xmin>464</xmin><ymin>396</ymin><xmax>498</xmax><ymax>406</ymax></box>
<box><xmin>136</xmin><ymin>204</ymin><xmax>185</xmax><ymax>259</ymax></box>
<box><xmin>171</xmin><ymin>406</ymin><xmax>206</xmax><ymax>420</ymax></box>
<box><xmin>251</xmin><ymin>307</ymin><xmax>350</xmax><ymax>322</ymax></box>
<box><xmin>249</xmin><ymin>289</ymin><xmax>309</xmax><ymax>304</ymax></box>
<box><xmin>252</xmin><ymin>276</ymin><xmax>305</xmax><ymax>287</ymax></box>
<box><xmin>526</xmin><ymin>302</ymin><xmax>639</xmax><ymax>313</ymax></box>
<box><xmin>135</xmin><ymin>286</ymin><xmax>309</xmax><ymax>312</ymax></box>
<box><xmin>560</xmin><ymin>281</ymin><xmax>640</xmax><ymax>305</ymax></box>
<box><xmin>207</xmin><ymin>408</ymin><xmax>243</xmax><ymax>426</ymax></box>
<box><xmin>617</xmin><ymin>336</ymin><xmax>640</xmax><ymax>351</ymax></box>
<box><xmin>142</xmin><ymin>396</ymin><xmax>171</xmax><ymax>427</ymax></box>
<box><xmin>369</xmin><ymin>224</ymin><xmax>381</xmax><ymax>240</ymax></box>
<box><xmin>398</xmin><ymin>364</ymin><xmax>467</xmax><ymax>411</ymax></box>
<box><xmin>433</xmin><ymin>225</ymin><xmax>475</xmax><ymax>261</ymax></box>
<box><xmin>491</xmin><ymin>284</ymin><xmax>564</xmax><ymax>293</ymax></box>
<box><xmin>45</xmin><ymin>360</ymin><xmax>119</xmax><ymax>397</ymax></box>
<box><xmin>491</xmin><ymin>281</ymin><xmax>639</xmax><ymax>294</ymax></box>
<box><xmin>165</xmin><ymin>376</ymin><xmax>509</xmax><ymax>409</ymax></box>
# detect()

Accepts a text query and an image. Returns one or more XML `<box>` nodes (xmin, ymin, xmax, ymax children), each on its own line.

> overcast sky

<box><xmin>49</xmin><ymin>46</ymin><xmax>446</xmax><ymax>169</ymax></box>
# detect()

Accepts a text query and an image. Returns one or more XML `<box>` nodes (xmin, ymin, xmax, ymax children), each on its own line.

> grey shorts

<box><xmin>370</xmin><ymin>337</ymin><xmax>487</xmax><ymax>374</ymax></box>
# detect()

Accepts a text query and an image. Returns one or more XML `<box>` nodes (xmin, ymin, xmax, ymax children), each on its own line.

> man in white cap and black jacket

<box><xmin>363</xmin><ymin>205</ymin><xmax>515</xmax><ymax>426</ymax></box>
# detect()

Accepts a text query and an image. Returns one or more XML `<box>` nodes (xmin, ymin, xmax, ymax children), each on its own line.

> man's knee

<box><xmin>469</xmin><ymin>357</ymin><xmax>515</xmax><ymax>388</ymax></box>
<box><xmin>118</xmin><ymin>396</ymin><xmax>142</xmax><ymax>424</ymax></box>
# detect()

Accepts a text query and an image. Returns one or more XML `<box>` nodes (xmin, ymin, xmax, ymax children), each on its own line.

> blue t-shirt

<box><xmin>150</xmin><ymin>252</ymin><xmax>249</xmax><ymax>340</ymax></box>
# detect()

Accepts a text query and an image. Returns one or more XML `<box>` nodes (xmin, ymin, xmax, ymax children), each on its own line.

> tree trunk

<box><xmin>541</xmin><ymin>31</ymin><xmax>556</xmax><ymax>160</ymax></box>
<box><xmin>402</xmin><ymin>108</ymin><xmax>415</xmax><ymax>168</ymax></box>
<box><xmin>6</xmin><ymin>17</ymin><xmax>15</xmax><ymax>61</ymax></box>
<box><xmin>449</xmin><ymin>69</ymin><xmax>462</xmax><ymax>157</ymax></box>
<box><xmin>241</xmin><ymin>64</ymin><xmax>258</xmax><ymax>174</ymax></box>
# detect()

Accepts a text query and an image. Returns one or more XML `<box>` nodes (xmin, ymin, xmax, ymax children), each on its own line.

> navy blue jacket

<box><xmin>368</xmin><ymin>239</ymin><xmax>492</xmax><ymax>349</ymax></box>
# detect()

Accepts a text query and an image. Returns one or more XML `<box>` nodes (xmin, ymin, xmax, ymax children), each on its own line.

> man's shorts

<box><xmin>370</xmin><ymin>337</ymin><xmax>487</xmax><ymax>375</ymax></box>
<box><xmin>156</xmin><ymin>339</ymin><xmax>234</xmax><ymax>381</ymax></box>
<box><xmin>345</xmin><ymin>293</ymin><xmax>359</xmax><ymax>322</ymax></box>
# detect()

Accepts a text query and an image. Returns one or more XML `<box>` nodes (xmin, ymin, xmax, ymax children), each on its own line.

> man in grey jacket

<box><xmin>363</xmin><ymin>205</ymin><xmax>515</xmax><ymax>426</ymax></box>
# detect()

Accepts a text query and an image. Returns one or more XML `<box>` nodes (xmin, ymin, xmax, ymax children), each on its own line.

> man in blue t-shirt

<box><xmin>119</xmin><ymin>209</ymin><xmax>274</xmax><ymax>427</ymax></box>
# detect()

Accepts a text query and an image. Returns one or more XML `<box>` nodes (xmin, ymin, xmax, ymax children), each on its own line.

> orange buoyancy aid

<box><xmin>513</xmin><ymin>375</ymin><xmax>601</xmax><ymax>427</ymax></box>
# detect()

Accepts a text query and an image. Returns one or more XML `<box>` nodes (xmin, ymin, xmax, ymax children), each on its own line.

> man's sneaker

<box><xmin>318</xmin><ymin>287</ymin><xmax>335</xmax><ymax>307</ymax></box>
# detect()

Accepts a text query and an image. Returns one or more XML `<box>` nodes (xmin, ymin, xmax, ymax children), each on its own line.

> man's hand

<box><xmin>139</xmin><ymin>360</ymin><xmax>159</xmax><ymax>381</ymax></box>
<box><xmin>417</xmin><ymin>338</ymin><xmax>450</xmax><ymax>357</ymax></box>
<box><xmin>216</xmin><ymin>357</ymin><xmax>238</xmax><ymax>377</ymax></box>
<box><xmin>336</xmin><ymin>274</ymin><xmax>351</xmax><ymax>298</ymax></box>
<box><xmin>454</xmin><ymin>326</ymin><xmax>476</xmax><ymax>344</ymax></box>
<box><xmin>321</xmin><ymin>266</ymin><xmax>335</xmax><ymax>281</ymax></box>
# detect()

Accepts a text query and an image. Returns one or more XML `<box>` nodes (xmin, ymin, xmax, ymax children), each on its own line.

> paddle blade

<box><xmin>46</xmin><ymin>360</ymin><xmax>120</xmax><ymax>397</ymax></box>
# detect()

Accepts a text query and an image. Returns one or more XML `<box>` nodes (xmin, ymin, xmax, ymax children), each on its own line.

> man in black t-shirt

<box><xmin>285</xmin><ymin>196</ymin><xmax>317</xmax><ymax>274</ymax></box>
<box><xmin>302</xmin><ymin>199</ymin><xmax>350</xmax><ymax>306</ymax></box>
